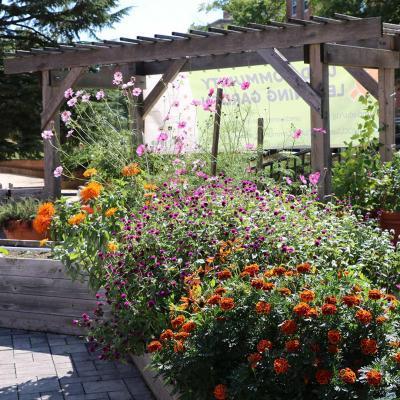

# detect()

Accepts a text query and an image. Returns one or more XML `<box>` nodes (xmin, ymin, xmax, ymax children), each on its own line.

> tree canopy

<box><xmin>0</xmin><ymin>0</ymin><xmax>130</xmax><ymax>160</ymax></box>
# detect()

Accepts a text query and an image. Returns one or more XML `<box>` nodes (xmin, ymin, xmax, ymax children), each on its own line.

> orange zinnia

<box><xmin>213</xmin><ymin>384</ymin><xmax>228</xmax><ymax>400</ymax></box>
<box><xmin>37</xmin><ymin>202</ymin><xmax>55</xmax><ymax>218</ymax></box>
<box><xmin>339</xmin><ymin>368</ymin><xmax>356</xmax><ymax>384</ymax></box>
<box><xmin>80</xmin><ymin>181</ymin><xmax>103</xmax><ymax>202</ymax></box>
<box><xmin>105</xmin><ymin>207</ymin><xmax>118</xmax><ymax>217</ymax></box>
<box><xmin>33</xmin><ymin>215</ymin><xmax>52</xmax><ymax>234</ymax></box>
<box><xmin>217</xmin><ymin>269</ymin><xmax>232</xmax><ymax>280</ymax></box>
<box><xmin>240</xmin><ymin>264</ymin><xmax>259</xmax><ymax>277</ymax></box>
<box><xmin>68</xmin><ymin>213</ymin><xmax>86</xmax><ymax>226</ymax></box>
<box><xmin>160</xmin><ymin>329</ymin><xmax>174</xmax><ymax>341</ymax></box>
<box><xmin>181</xmin><ymin>321</ymin><xmax>196</xmax><ymax>333</ymax></box>
<box><xmin>293</xmin><ymin>302</ymin><xmax>311</xmax><ymax>317</ymax></box>
<box><xmin>122</xmin><ymin>162</ymin><xmax>141</xmax><ymax>177</ymax></box>
<box><xmin>171</xmin><ymin>315</ymin><xmax>185</xmax><ymax>329</ymax></box>
<box><xmin>342</xmin><ymin>295</ymin><xmax>361</xmax><ymax>307</ymax></box>
<box><xmin>207</xmin><ymin>294</ymin><xmax>222</xmax><ymax>305</ymax></box>
<box><xmin>321</xmin><ymin>303</ymin><xmax>337</xmax><ymax>315</ymax></box>
<box><xmin>174</xmin><ymin>331</ymin><xmax>190</xmax><ymax>341</ymax></box>
<box><xmin>325</xmin><ymin>296</ymin><xmax>337</xmax><ymax>305</ymax></box>
<box><xmin>274</xmin><ymin>358</ymin><xmax>290</xmax><ymax>374</ymax></box>
<box><xmin>368</xmin><ymin>289</ymin><xmax>382</xmax><ymax>300</ymax></box>
<box><xmin>297</xmin><ymin>262</ymin><xmax>311</xmax><ymax>273</ymax></box>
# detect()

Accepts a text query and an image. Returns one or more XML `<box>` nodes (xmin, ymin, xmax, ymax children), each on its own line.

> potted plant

<box><xmin>0</xmin><ymin>198</ymin><xmax>46</xmax><ymax>240</ymax></box>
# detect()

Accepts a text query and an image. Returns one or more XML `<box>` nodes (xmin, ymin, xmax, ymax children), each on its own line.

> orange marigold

<box><xmin>376</xmin><ymin>316</ymin><xmax>387</xmax><ymax>324</ymax></box>
<box><xmin>68</xmin><ymin>213</ymin><xmax>86</xmax><ymax>226</ymax></box>
<box><xmin>33</xmin><ymin>215</ymin><xmax>52</xmax><ymax>234</ymax></box>
<box><xmin>278</xmin><ymin>287</ymin><xmax>292</xmax><ymax>296</ymax></box>
<box><xmin>122</xmin><ymin>162</ymin><xmax>141</xmax><ymax>177</ymax></box>
<box><xmin>174</xmin><ymin>331</ymin><xmax>190</xmax><ymax>341</ymax></box>
<box><xmin>143</xmin><ymin>183</ymin><xmax>158</xmax><ymax>191</ymax></box>
<box><xmin>315</xmin><ymin>369</ymin><xmax>332</xmax><ymax>385</ymax></box>
<box><xmin>293</xmin><ymin>302</ymin><xmax>311</xmax><ymax>317</ymax></box>
<box><xmin>342</xmin><ymin>295</ymin><xmax>361</xmax><ymax>307</ymax></box>
<box><xmin>220</xmin><ymin>297</ymin><xmax>235</xmax><ymax>311</ymax></box>
<box><xmin>171</xmin><ymin>315</ymin><xmax>185</xmax><ymax>329</ymax></box>
<box><xmin>280</xmin><ymin>320</ymin><xmax>297</xmax><ymax>335</ymax></box>
<box><xmin>356</xmin><ymin>309</ymin><xmax>373</xmax><ymax>325</ymax></box>
<box><xmin>327</xmin><ymin>330</ymin><xmax>341</xmax><ymax>345</ymax></box>
<box><xmin>255</xmin><ymin>301</ymin><xmax>271</xmax><ymax>315</ymax></box>
<box><xmin>214</xmin><ymin>287</ymin><xmax>227</xmax><ymax>295</ymax></box>
<box><xmin>263</xmin><ymin>282</ymin><xmax>275</xmax><ymax>291</ymax></box>
<box><xmin>248</xmin><ymin>352</ymin><xmax>262</xmax><ymax>368</ymax></box>
<box><xmin>174</xmin><ymin>340</ymin><xmax>185</xmax><ymax>353</ymax></box>
<box><xmin>213</xmin><ymin>384</ymin><xmax>228</xmax><ymax>400</ymax></box>
<box><xmin>107</xmin><ymin>242</ymin><xmax>117</xmax><ymax>252</ymax></box>
<box><xmin>285</xmin><ymin>339</ymin><xmax>300</xmax><ymax>353</ymax></box>
<box><xmin>80</xmin><ymin>181</ymin><xmax>103</xmax><ymax>202</ymax></box>
<box><xmin>83</xmin><ymin>168</ymin><xmax>97</xmax><ymax>178</ymax></box>
<box><xmin>339</xmin><ymin>368</ymin><xmax>356</xmax><ymax>384</ymax></box>
<box><xmin>360</xmin><ymin>338</ymin><xmax>378</xmax><ymax>355</ymax></box>
<box><xmin>217</xmin><ymin>269</ymin><xmax>232</xmax><ymax>280</ymax></box>
<box><xmin>274</xmin><ymin>358</ymin><xmax>290</xmax><ymax>374</ymax></box>
<box><xmin>147</xmin><ymin>340</ymin><xmax>162</xmax><ymax>353</ymax></box>
<box><xmin>272</xmin><ymin>266</ymin><xmax>286</xmax><ymax>276</ymax></box>
<box><xmin>241</xmin><ymin>264</ymin><xmax>259</xmax><ymax>277</ymax></box>
<box><xmin>160</xmin><ymin>329</ymin><xmax>174</xmax><ymax>341</ymax></box>
<box><xmin>321</xmin><ymin>303</ymin><xmax>337</xmax><ymax>315</ymax></box>
<box><xmin>368</xmin><ymin>289</ymin><xmax>382</xmax><ymax>300</ymax></box>
<box><xmin>297</xmin><ymin>262</ymin><xmax>312</xmax><ymax>273</ymax></box>
<box><xmin>37</xmin><ymin>202</ymin><xmax>55</xmax><ymax>218</ymax></box>
<box><xmin>306</xmin><ymin>307</ymin><xmax>319</xmax><ymax>318</ymax></box>
<box><xmin>251</xmin><ymin>278</ymin><xmax>265</xmax><ymax>289</ymax></box>
<box><xmin>257</xmin><ymin>339</ymin><xmax>273</xmax><ymax>353</ymax></box>
<box><xmin>300</xmin><ymin>290</ymin><xmax>315</xmax><ymax>303</ymax></box>
<box><xmin>325</xmin><ymin>296</ymin><xmax>337</xmax><ymax>305</ymax></box>
<box><xmin>182</xmin><ymin>321</ymin><xmax>196</xmax><ymax>333</ymax></box>
<box><xmin>207</xmin><ymin>294</ymin><xmax>222</xmax><ymax>305</ymax></box>
<box><xmin>105</xmin><ymin>207</ymin><xmax>118</xmax><ymax>217</ymax></box>
<box><xmin>366</xmin><ymin>370</ymin><xmax>382</xmax><ymax>386</ymax></box>
<box><xmin>328</xmin><ymin>344</ymin><xmax>339</xmax><ymax>354</ymax></box>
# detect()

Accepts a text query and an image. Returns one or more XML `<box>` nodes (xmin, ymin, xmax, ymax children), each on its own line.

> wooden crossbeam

<box><xmin>322</xmin><ymin>44</ymin><xmax>400</xmax><ymax>69</ymax></box>
<box><xmin>257</xmin><ymin>48</ymin><xmax>321</xmax><ymax>113</ymax></box>
<box><xmin>344</xmin><ymin>67</ymin><xmax>378</xmax><ymax>99</ymax></box>
<box><xmin>4</xmin><ymin>17</ymin><xmax>382</xmax><ymax>74</ymax></box>
<box><xmin>41</xmin><ymin>67</ymin><xmax>85</xmax><ymax>130</ymax></box>
<box><xmin>142</xmin><ymin>59</ymin><xmax>187</xmax><ymax>118</ymax></box>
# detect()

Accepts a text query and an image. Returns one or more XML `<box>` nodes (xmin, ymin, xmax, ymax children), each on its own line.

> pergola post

<box><xmin>41</xmin><ymin>70</ymin><xmax>61</xmax><ymax>200</ymax></box>
<box><xmin>309</xmin><ymin>44</ymin><xmax>331</xmax><ymax>198</ymax></box>
<box><xmin>378</xmin><ymin>68</ymin><xmax>396</xmax><ymax>161</ymax></box>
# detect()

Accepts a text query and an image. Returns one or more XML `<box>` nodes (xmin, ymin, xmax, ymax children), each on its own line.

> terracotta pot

<box><xmin>3</xmin><ymin>220</ymin><xmax>46</xmax><ymax>240</ymax></box>
<box><xmin>379</xmin><ymin>211</ymin><xmax>400</xmax><ymax>245</ymax></box>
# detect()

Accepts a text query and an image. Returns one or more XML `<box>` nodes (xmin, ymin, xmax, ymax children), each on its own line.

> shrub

<box><xmin>0</xmin><ymin>197</ymin><xmax>40</xmax><ymax>228</ymax></box>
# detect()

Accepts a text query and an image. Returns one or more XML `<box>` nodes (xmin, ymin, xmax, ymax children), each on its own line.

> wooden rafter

<box><xmin>142</xmin><ymin>59</ymin><xmax>187</xmax><ymax>118</ymax></box>
<box><xmin>4</xmin><ymin>17</ymin><xmax>382</xmax><ymax>74</ymax></box>
<box><xmin>257</xmin><ymin>48</ymin><xmax>321</xmax><ymax>114</ymax></box>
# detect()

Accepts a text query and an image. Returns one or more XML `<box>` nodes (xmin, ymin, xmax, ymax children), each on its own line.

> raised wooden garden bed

<box><xmin>0</xmin><ymin>256</ymin><xmax>97</xmax><ymax>335</ymax></box>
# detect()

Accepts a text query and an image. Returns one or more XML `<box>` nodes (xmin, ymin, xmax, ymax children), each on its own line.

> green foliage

<box><xmin>332</xmin><ymin>94</ymin><xmax>380</xmax><ymax>211</ymax></box>
<box><xmin>0</xmin><ymin>197</ymin><xmax>40</xmax><ymax>227</ymax></box>
<box><xmin>200</xmin><ymin>0</ymin><xmax>286</xmax><ymax>24</ymax></box>
<box><xmin>0</xmin><ymin>0</ymin><xmax>130</xmax><ymax>160</ymax></box>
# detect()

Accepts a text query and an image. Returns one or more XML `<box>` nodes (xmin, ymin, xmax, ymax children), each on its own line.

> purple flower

<box><xmin>113</xmin><ymin>71</ymin><xmax>123</xmax><ymax>85</ymax></box>
<box><xmin>157</xmin><ymin>131</ymin><xmax>168</xmax><ymax>142</ymax></box>
<box><xmin>299</xmin><ymin>175</ymin><xmax>307</xmax><ymax>185</ymax></box>
<box><xmin>191</xmin><ymin>99</ymin><xmax>201</xmax><ymax>106</ymax></box>
<box><xmin>96</xmin><ymin>90</ymin><xmax>105</xmax><ymax>100</ymax></box>
<box><xmin>132</xmin><ymin>87</ymin><xmax>142</xmax><ymax>97</ymax></box>
<box><xmin>67</xmin><ymin>97</ymin><xmax>77</xmax><ymax>107</ymax></box>
<box><xmin>53</xmin><ymin>166</ymin><xmax>63</xmax><ymax>178</ymax></box>
<box><xmin>81</xmin><ymin>94</ymin><xmax>90</xmax><ymax>102</ymax></box>
<box><xmin>245</xmin><ymin>143</ymin><xmax>255</xmax><ymax>150</ymax></box>
<box><xmin>64</xmin><ymin>88</ymin><xmax>74</xmax><ymax>99</ymax></box>
<box><xmin>240</xmin><ymin>81</ymin><xmax>250</xmax><ymax>90</ymax></box>
<box><xmin>61</xmin><ymin>111</ymin><xmax>72</xmax><ymax>124</ymax></box>
<box><xmin>293</xmin><ymin>128</ymin><xmax>302</xmax><ymax>139</ymax></box>
<box><xmin>41</xmin><ymin>130</ymin><xmax>53</xmax><ymax>140</ymax></box>
<box><xmin>285</xmin><ymin>177</ymin><xmax>292</xmax><ymax>185</ymax></box>
<box><xmin>136</xmin><ymin>144</ymin><xmax>146</xmax><ymax>157</ymax></box>
<box><xmin>178</xmin><ymin>121</ymin><xmax>186</xmax><ymax>129</ymax></box>
<box><xmin>313</xmin><ymin>127</ymin><xmax>327</xmax><ymax>134</ymax></box>
<box><xmin>208</xmin><ymin>88</ymin><xmax>214</xmax><ymax>97</ymax></box>
<box><xmin>217</xmin><ymin>77</ymin><xmax>235</xmax><ymax>87</ymax></box>
<box><xmin>309</xmin><ymin>171</ymin><xmax>321</xmax><ymax>186</ymax></box>
<box><xmin>66</xmin><ymin>129</ymin><xmax>74</xmax><ymax>138</ymax></box>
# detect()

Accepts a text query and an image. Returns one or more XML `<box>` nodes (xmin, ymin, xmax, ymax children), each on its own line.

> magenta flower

<box><xmin>313</xmin><ymin>127</ymin><xmax>327</xmax><ymax>134</ymax></box>
<box><xmin>67</xmin><ymin>97</ymin><xmax>77</xmax><ymax>107</ymax></box>
<box><xmin>245</xmin><ymin>143</ymin><xmax>255</xmax><ymax>150</ymax></box>
<box><xmin>64</xmin><ymin>88</ymin><xmax>74</xmax><ymax>99</ymax></box>
<box><xmin>191</xmin><ymin>99</ymin><xmax>201</xmax><ymax>106</ymax></box>
<box><xmin>208</xmin><ymin>88</ymin><xmax>215</xmax><ymax>97</ymax></box>
<box><xmin>61</xmin><ymin>111</ymin><xmax>72</xmax><ymax>124</ymax></box>
<box><xmin>309</xmin><ymin>171</ymin><xmax>321</xmax><ymax>186</ymax></box>
<box><xmin>41</xmin><ymin>130</ymin><xmax>53</xmax><ymax>140</ymax></box>
<box><xmin>293</xmin><ymin>128</ymin><xmax>302</xmax><ymax>139</ymax></box>
<box><xmin>203</xmin><ymin>98</ymin><xmax>216</xmax><ymax>112</ymax></box>
<box><xmin>136</xmin><ymin>144</ymin><xmax>146</xmax><ymax>157</ymax></box>
<box><xmin>299</xmin><ymin>175</ymin><xmax>307</xmax><ymax>185</ymax></box>
<box><xmin>241</xmin><ymin>81</ymin><xmax>250</xmax><ymax>90</ymax></box>
<box><xmin>113</xmin><ymin>71</ymin><xmax>123</xmax><ymax>85</ymax></box>
<box><xmin>53</xmin><ymin>166</ymin><xmax>63</xmax><ymax>178</ymax></box>
<box><xmin>217</xmin><ymin>77</ymin><xmax>235</xmax><ymax>87</ymax></box>
<box><xmin>157</xmin><ymin>131</ymin><xmax>168</xmax><ymax>142</ymax></box>
<box><xmin>96</xmin><ymin>90</ymin><xmax>105</xmax><ymax>100</ymax></box>
<box><xmin>172</xmin><ymin>100</ymin><xmax>180</xmax><ymax>107</ymax></box>
<box><xmin>285</xmin><ymin>177</ymin><xmax>293</xmax><ymax>185</ymax></box>
<box><xmin>132</xmin><ymin>88</ymin><xmax>142</xmax><ymax>97</ymax></box>
<box><xmin>178</xmin><ymin>121</ymin><xmax>187</xmax><ymax>129</ymax></box>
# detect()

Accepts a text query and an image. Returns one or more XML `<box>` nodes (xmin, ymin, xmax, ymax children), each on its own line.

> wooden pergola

<box><xmin>4</xmin><ymin>13</ymin><xmax>400</xmax><ymax>199</ymax></box>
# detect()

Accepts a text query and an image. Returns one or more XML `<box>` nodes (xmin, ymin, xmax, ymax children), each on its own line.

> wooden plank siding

<box><xmin>0</xmin><ymin>257</ymin><xmax>98</xmax><ymax>335</ymax></box>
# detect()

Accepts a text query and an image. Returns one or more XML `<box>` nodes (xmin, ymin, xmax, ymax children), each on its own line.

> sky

<box><xmin>86</xmin><ymin>0</ymin><xmax>222</xmax><ymax>41</ymax></box>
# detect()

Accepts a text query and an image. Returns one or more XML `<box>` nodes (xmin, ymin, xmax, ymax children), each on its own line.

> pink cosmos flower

<box><xmin>208</xmin><ymin>88</ymin><xmax>215</xmax><ymax>97</ymax></box>
<box><xmin>41</xmin><ymin>130</ymin><xmax>53</xmax><ymax>140</ymax></box>
<box><xmin>309</xmin><ymin>171</ymin><xmax>321</xmax><ymax>185</ymax></box>
<box><xmin>64</xmin><ymin>88</ymin><xmax>74</xmax><ymax>99</ymax></box>
<box><xmin>67</xmin><ymin>97</ymin><xmax>77</xmax><ymax>107</ymax></box>
<box><xmin>157</xmin><ymin>131</ymin><xmax>168</xmax><ymax>142</ymax></box>
<box><xmin>132</xmin><ymin>88</ymin><xmax>142</xmax><ymax>97</ymax></box>
<box><xmin>293</xmin><ymin>128</ymin><xmax>302</xmax><ymax>139</ymax></box>
<box><xmin>113</xmin><ymin>71</ymin><xmax>123</xmax><ymax>85</ymax></box>
<box><xmin>217</xmin><ymin>77</ymin><xmax>235</xmax><ymax>87</ymax></box>
<box><xmin>191</xmin><ymin>99</ymin><xmax>201</xmax><ymax>106</ymax></box>
<box><xmin>66</xmin><ymin>130</ymin><xmax>74</xmax><ymax>138</ymax></box>
<box><xmin>75</xmin><ymin>90</ymin><xmax>83</xmax><ymax>98</ymax></box>
<box><xmin>285</xmin><ymin>177</ymin><xmax>293</xmax><ymax>185</ymax></box>
<box><xmin>178</xmin><ymin>121</ymin><xmax>186</xmax><ymax>129</ymax></box>
<box><xmin>96</xmin><ymin>90</ymin><xmax>105</xmax><ymax>100</ymax></box>
<box><xmin>81</xmin><ymin>94</ymin><xmax>90</xmax><ymax>102</ymax></box>
<box><xmin>241</xmin><ymin>81</ymin><xmax>250</xmax><ymax>90</ymax></box>
<box><xmin>172</xmin><ymin>100</ymin><xmax>180</xmax><ymax>107</ymax></box>
<box><xmin>61</xmin><ymin>111</ymin><xmax>72</xmax><ymax>124</ymax></box>
<box><xmin>122</xmin><ymin>81</ymin><xmax>134</xmax><ymax>89</ymax></box>
<box><xmin>313</xmin><ymin>127</ymin><xmax>327</xmax><ymax>134</ymax></box>
<box><xmin>245</xmin><ymin>143</ymin><xmax>255</xmax><ymax>150</ymax></box>
<box><xmin>53</xmin><ymin>166</ymin><xmax>63</xmax><ymax>178</ymax></box>
<box><xmin>136</xmin><ymin>144</ymin><xmax>146</xmax><ymax>157</ymax></box>
<box><xmin>196</xmin><ymin>171</ymin><xmax>208</xmax><ymax>179</ymax></box>
<box><xmin>203</xmin><ymin>98</ymin><xmax>216</xmax><ymax>112</ymax></box>
<box><xmin>172</xmin><ymin>158</ymin><xmax>182</xmax><ymax>165</ymax></box>
<box><xmin>299</xmin><ymin>175</ymin><xmax>307</xmax><ymax>185</ymax></box>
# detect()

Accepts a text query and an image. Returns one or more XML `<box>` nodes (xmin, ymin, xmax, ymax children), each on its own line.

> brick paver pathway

<box><xmin>0</xmin><ymin>328</ymin><xmax>154</xmax><ymax>400</ymax></box>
